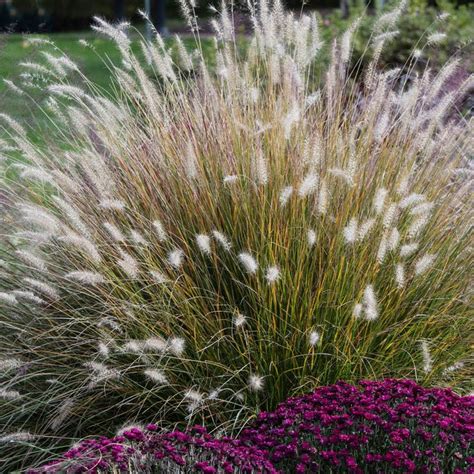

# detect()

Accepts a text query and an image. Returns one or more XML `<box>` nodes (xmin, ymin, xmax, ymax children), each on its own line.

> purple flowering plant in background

<box><xmin>32</xmin><ymin>380</ymin><xmax>473</xmax><ymax>473</ymax></box>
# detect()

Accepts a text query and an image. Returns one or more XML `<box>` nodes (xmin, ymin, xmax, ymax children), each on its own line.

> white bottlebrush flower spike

<box><xmin>168</xmin><ymin>249</ymin><xmax>184</xmax><ymax>269</ymax></box>
<box><xmin>248</xmin><ymin>374</ymin><xmax>264</xmax><ymax>392</ymax></box>
<box><xmin>307</xmin><ymin>229</ymin><xmax>317</xmax><ymax>247</ymax></box>
<box><xmin>399</xmin><ymin>193</ymin><xmax>425</xmax><ymax>209</ymax></box>
<box><xmin>383</xmin><ymin>203</ymin><xmax>398</xmax><ymax>229</ymax></box>
<box><xmin>168</xmin><ymin>337</ymin><xmax>185</xmax><ymax>356</ymax></box>
<box><xmin>238</xmin><ymin>252</ymin><xmax>258</xmax><ymax>274</ymax></box>
<box><xmin>212</xmin><ymin>230</ymin><xmax>231</xmax><ymax>251</ymax></box>
<box><xmin>414</xmin><ymin>254</ymin><xmax>436</xmax><ymax>276</ymax></box>
<box><xmin>144</xmin><ymin>337</ymin><xmax>167</xmax><ymax>352</ymax></box>
<box><xmin>117</xmin><ymin>251</ymin><xmax>139</xmax><ymax>279</ymax></box>
<box><xmin>400</xmin><ymin>243</ymin><xmax>419</xmax><ymax>257</ymax></box>
<box><xmin>129</xmin><ymin>229</ymin><xmax>148</xmax><ymax>246</ymax></box>
<box><xmin>103</xmin><ymin>222</ymin><xmax>126</xmax><ymax>242</ymax></box>
<box><xmin>0</xmin><ymin>293</ymin><xmax>18</xmax><ymax>305</ymax></box>
<box><xmin>196</xmin><ymin>234</ymin><xmax>211</xmax><ymax>255</ymax></box>
<box><xmin>357</xmin><ymin>219</ymin><xmax>375</xmax><ymax>241</ymax></box>
<box><xmin>353</xmin><ymin>303</ymin><xmax>363</xmax><ymax>319</ymax></box>
<box><xmin>298</xmin><ymin>173</ymin><xmax>318</xmax><ymax>197</ymax></box>
<box><xmin>265</xmin><ymin>266</ymin><xmax>280</xmax><ymax>284</ymax></box>
<box><xmin>343</xmin><ymin>218</ymin><xmax>358</xmax><ymax>244</ymax></box>
<box><xmin>362</xmin><ymin>284</ymin><xmax>379</xmax><ymax>321</ymax></box>
<box><xmin>150</xmin><ymin>270</ymin><xmax>168</xmax><ymax>284</ymax></box>
<box><xmin>279</xmin><ymin>186</ymin><xmax>293</xmax><ymax>207</ymax></box>
<box><xmin>223</xmin><ymin>174</ymin><xmax>238</xmax><ymax>184</ymax></box>
<box><xmin>144</xmin><ymin>369</ymin><xmax>168</xmax><ymax>385</ymax></box>
<box><xmin>421</xmin><ymin>340</ymin><xmax>433</xmax><ymax>373</ymax></box>
<box><xmin>65</xmin><ymin>271</ymin><xmax>105</xmax><ymax>285</ymax></box>
<box><xmin>233</xmin><ymin>312</ymin><xmax>247</xmax><ymax>328</ymax></box>
<box><xmin>152</xmin><ymin>220</ymin><xmax>168</xmax><ymax>242</ymax></box>
<box><xmin>0</xmin><ymin>358</ymin><xmax>23</xmax><ymax>371</ymax></box>
<box><xmin>395</xmin><ymin>264</ymin><xmax>405</xmax><ymax>289</ymax></box>
<box><xmin>309</xmin><ymin>331</ymin><xmax>320</xmax><ymax>347</ymax></box>
<box><xmin>0</xmin><ymin>389</ymin><xmax>21</xmax><ymax>401</ymax></box>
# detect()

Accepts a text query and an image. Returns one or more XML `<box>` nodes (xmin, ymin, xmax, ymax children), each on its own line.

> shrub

<box><xmin>0</xmin><ymin>0</ymin><xmax>472</xmax><ymax>469</ymax></box>
<box><xmin>31</xmin><ymin>425</ymin><xmax>277</xmax><ymax>473</ymax></box>
<box><xmin>240</xmin><ymin>379</ymin><xmax>474</xmax><ymax>473</ymax></box>
<box><xmin>325</xmin><ymin>0</ymin><xmax>474</xmax><ymax>74</ymax></box>
<box><xmin>33</xmin><ymin>380</ymin><xmax>474</xmax><ymax>473</ymax></box>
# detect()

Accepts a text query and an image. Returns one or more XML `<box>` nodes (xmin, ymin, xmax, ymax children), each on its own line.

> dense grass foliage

<box><xmin>0</xmin><ymin>0</ymin><xmax>472</xmax><ymax>470</ymax></box>
<box><xmin>32</xmin><ymin>380</ymin><xmax>474</xmax><ymax>473</ymax></box>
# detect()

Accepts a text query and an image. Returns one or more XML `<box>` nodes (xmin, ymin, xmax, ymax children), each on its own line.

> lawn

<box><xmin>0</xmin><ymin>30</ymin><xmax>214</xmax><ymax>142</ymax></box>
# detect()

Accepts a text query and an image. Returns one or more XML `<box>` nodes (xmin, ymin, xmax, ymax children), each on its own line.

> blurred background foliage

<box><xmin>0</xmin><ymin>0</ymin><xmax>472</xmax><ymax>33</ymax></box>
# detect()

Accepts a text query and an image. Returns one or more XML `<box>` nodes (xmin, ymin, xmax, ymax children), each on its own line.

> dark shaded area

<box><xmin>1</xmin><ymin>0</ymin><xmax>471</xmax><ymax>33</ymax></box>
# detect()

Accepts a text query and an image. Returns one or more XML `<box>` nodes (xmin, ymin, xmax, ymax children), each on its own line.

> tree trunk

<box><xmin>114</xmin><ymin>0</ymin><xmax>124</xmax><ymax>20</ymax></box>
<box><xmin>152</xmin><ymin>0</ymin><xmax>167</xmax><ymax>35</ymax></box>
<box><xmin>340</xmin><ymin>0</ymin><xmax>350</xmax><ymax>19</ymax></box>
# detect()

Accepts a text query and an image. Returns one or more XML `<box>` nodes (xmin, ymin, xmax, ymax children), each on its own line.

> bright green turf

<box><xmin>0</xmin><ymin>31</ymin><xmax>214</xmax><ymax>140</ymax></box>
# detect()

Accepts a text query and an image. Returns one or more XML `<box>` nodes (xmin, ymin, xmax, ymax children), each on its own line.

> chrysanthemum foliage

<box><xmin>0</xmin><ymin>0</ymin><xmax>472</xmax><ymax>468</ymax></box>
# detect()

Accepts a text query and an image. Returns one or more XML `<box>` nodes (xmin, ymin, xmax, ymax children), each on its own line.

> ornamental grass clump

<box><xmin>0</xmin><ymin>0</ymin><xmax>473</xmax><ymax>469</ymax></box>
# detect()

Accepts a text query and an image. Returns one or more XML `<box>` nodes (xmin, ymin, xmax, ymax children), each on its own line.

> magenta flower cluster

<box><xmin>31</xmin><ymin>424</ymin><xmax>276</xmax><ymax>473</ymax></box>
<box><xmin>32</xmin><ymin>380</ymin><xmax>473</xmax><ymax>473</ymax></box>
<box><xmin>239</xmin><ymin>379</ymin><xmax>474</xmax><ymax>473</ymax></box>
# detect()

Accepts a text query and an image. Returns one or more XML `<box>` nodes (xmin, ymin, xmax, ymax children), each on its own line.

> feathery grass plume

<box><xmin>421</xmin><ymin>341</ymin><xmax>433</xmax><ymax>373</ymax></box>
<box><xmin>298</xmin><ymin>173</ymin><xmax>319</xmax><ymax>198</ymax></box>
<box><xmin>11</xmin><ymin>290</ymin><xmax>45</xmax><ymax>305</ymax></box>
<box><xmin>400</xmin><ymin>243</ymin><xmax>419</xmax><ymax>258</ymax></box>
<box><xmin>414</xmin><ymin>254</ymin><xmax>437</xmax><ymax>276</ymax></box>
<box><xmin>168</xmin><ymin>337</ymin><xmax>185</xmax><ymax>356</ymax></box>
<box><xmin>143</xmin><ymin>336</ymin><xmax>167</xmax><ymax>352</ymax></box>
<box><xmin>117</xmin><ymin>250</ymin><xmax>139</xmax><ymax>279</ymax></box>
<box><xmin>103</xmin><ymin>222</ymin><xmax>125</xmax><ymax>242</ymax></box>
<box><xmin>309</xmin><ymin>331</ymin><xmax>320</xmax><ymax>347</ymax></box>
<box><xmin>265</xmin><ymin>266</ymin><xmax>280</xmax><ymax>284</ymax></box>
<box><xmin>0</xmin><ymin>389</ymin><xmax>21</xmax><ymax>401</ymax></box>
<box><xmin>362</xmin><ymin>284</ymin><xmax>379</xmax><ymax>321</ymax></box>
<box><xmin>399</xmin><ymin>193</ymin><xmax>425</xmax><ymax>209</ymax></box>
<box><xmin>65</xmin><ymin>271</ymin><xmax>105</xmax><ymax>285</ymax></box>
<box><xmin>357</xmin><ymin>219</ymin><xmax>376</xmax><ymax>241</ymax></box>
<box><xmin>238</xmin><ymin>252</ymin><xmax>258</xmax><ymax>274</ymax></box>
<box><xmin>317</xmin><ymin>180</ymin><xmax>328</xmax><ymax>216</ymax></box>
<box><xmin>0</xmin><ymin>1</ymin><xmax>473</xmax><ymax>469</ymax></box>
<box><xmin>196</xmin><ymin>234</ymin><xmax>212</xmax><ymax>255</ymax></box>
<box><xmin>233</xmin><ymin>312</ymin><xmax>247</xmax><ymax>328</ymax></box>
<box><xmin>167</xmin><ymin>249</ymin><xmax>184</xmax><ymax>269</ymax></box>
<box><xmin>0</xmin><ymin>292</ymin><xmax>18</xmax><ymax>305</ymax></box>
<box><xmin>307</xmin><ymin>229</ymin><xmax>317</xmax><ymax>247</ymax></box>
<box><xmin>395</xmin><ymin>264</ymin><xmax>405</xmax><ymax>289</ymax></box>
<box><xmin>150</xmin><ymin>270</ymin><xmax>168</xmax><ymax>284</ymax></box>
<box><xmin>0</xmin><ymin>432</ymin><xmax>35</xmax><ymax>443</ymax></box>
<box><xmin>0</xmin><ymin>358</ymin><xmax>23</xmax><ymax>371</ymax></box>
<box><xmin>129</xmin><ymin>229</ymin><xmax>148</xmax><ymax>246</ymax></box>
<box><xmin>15</xmin><ymin>250</ymin><xmax>47</xmax><ymax>273</ymax></box>
<box><xmin>223</xmin><ymin>175</ymin><xmax>239</xmax><ymax>184</ymax></box>
<box><xmin>248</xmin><ymin>374</ymin><xmax>264</xmax><ymax>392</ymax></box>
<box><xmin>59</xmin><ymin>233</ymin><xmax>101</xmax><ymax>263</ymax></box>
<box><xmin>343</xmin><ymin>218</ymin><xmax>358</xmax><ymax>244</ymax></box>
<box><xmin>279</xmin><ymin>186</ymin><xmax>293</xmax><ymax>207</ymax></box>
<box><xmin>23</xmin><ymin>278</ymin><xmax>59</xmax><ymax>300</ymax></box>
<box><xmin>144</xmin><ymin>369</ymin><xmax>168</xmax><ymax>385</ymax></box>
<box><xmin>152</xmin><ymin>220</ymin><xmax>168</xmax><ymax>242</ymax></box>
<box><xmin>427</xmin><ymin>32</ymin><xmax>447</xmax><ymax>45</ymax></box>
<box><xmin>212</xmin><ymin>230</ymin><xmax>232</xmax><ymax>251</ymax></box>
